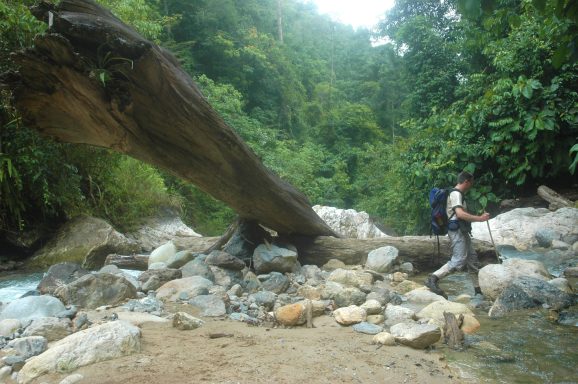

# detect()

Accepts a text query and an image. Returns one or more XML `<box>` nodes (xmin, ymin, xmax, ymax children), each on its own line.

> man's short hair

<box><xmin>457</xmin><ymin>171</ymin><xmax>474</xmax><ymax>184</ymax></box>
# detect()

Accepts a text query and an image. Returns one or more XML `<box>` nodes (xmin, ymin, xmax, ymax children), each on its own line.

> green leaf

<box><xmin>552</xmin><ymin>46</ymin><xmax>569</xmax><ymax>69</ymax></box>
<box><xmin>532</xmin><ymin>0</ymin><xmax>547</xmax><ymax>12</ymax></box>
<box><xmin>480</xmin><ymin>195</ymin><xmax>488</xmax><ymax>208</ymax></box>
<box><xmin>509</xmin><ymin>15</ymin><xmax>521</xmax><ymax>28</ymax></box>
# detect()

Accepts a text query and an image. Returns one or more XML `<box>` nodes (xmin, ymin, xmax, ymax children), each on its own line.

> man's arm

<box><xmin>455</xmin><ymin>207</ymin><xmax>490</xmax><ymax>222</ymax></box>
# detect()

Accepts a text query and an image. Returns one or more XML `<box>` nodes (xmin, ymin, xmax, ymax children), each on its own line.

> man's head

<box><xmin>457</xmin><ymin>171</ymin><xmax>474</xmax><ymax>191</ymax></box>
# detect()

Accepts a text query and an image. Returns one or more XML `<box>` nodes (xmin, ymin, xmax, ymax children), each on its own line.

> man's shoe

<box><xmin>425</xmin><ymin>274</ymin><xmax>447</xmax><ymax>299</ymax></box>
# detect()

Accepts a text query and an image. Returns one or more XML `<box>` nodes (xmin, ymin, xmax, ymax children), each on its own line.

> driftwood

<box><xmin>537</xmin><ymin>185</ymin><xmax>575</xmax><ymax>210</ymax></box>
<box><xmin>4</xmin><ymin>0</ymin><xmax>335</xmax><ymax>238</ymax></box>
<box><xmin>104</xmin><ymin>235</ymin><xmax>497</xmax><ymax>271</ymax></box>
<box><xmin>443</xmin><ymin>312</ymin><xmax>464</xmax><ymax>350</ymax></box>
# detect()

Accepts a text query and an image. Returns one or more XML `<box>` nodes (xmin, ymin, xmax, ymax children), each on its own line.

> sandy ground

<box><xmin>26</xmin><ymin>303</ymin><xmax>461</xmax><ymax>384</ymax></box>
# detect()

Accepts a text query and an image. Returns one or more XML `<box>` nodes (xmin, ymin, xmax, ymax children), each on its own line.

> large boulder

<box><xmin>488</xmin><ymin>276</ymin><xmax>576</xmax><ymax>318</ymax></box>
<box><xmin>312</xmin><ymin>205</ymin><xmax>388</xmax><ymax>239</ymax></box>
<box><xmin>327</xmin><ymin>269</ymin><xmax>373</xmax><ymax>288</ymax></box>
<box><xmin>0</xmin><ymin>296</ymin><xmax>66</xmax><ymax>323</ymax></box>
<box><xmin>138</xmin><ymin>268</ymin><xmax>182</xmax><ymax>292</ymax></box>
<box><xmin>478</xmin><ymin>258</ymin><xmax>551</xmax><ymax>300</ymax></box>
<box><xmin>155</xmin><ymin>276</ymin><xmax>214</xmax><ymax>302</ymax></box>
<box><xmin>126</xmin><ymin>209</ymin><xmax>202</xmax><ymax>252</ymax></box>
<box><xmin>22</xmin><ymin>317</ymin><xmax>73</xmax><ymax>342</ymax></box>
<box><xmin>471</xmin><ymin>207</ymin><xmax>578</xmax><ymax>250</ymax></box>
<box><xmin>53</xmin><ymin>273</ymin><xmax>138</xmax><ymax>309</ymax></box>
<box><xmin>27</xmin><ymin>216</ymin><xmax>140</xmax><ymax>269</ymax></box>
<box><xmin>365</xmin><ymin>246</ymin><xmax>399</xmax><ymax>273</ymax></box>
<box><xmin>37</xmin><ymin>263</ymin><xmax>90</xmax><ymax>295</ymax></box>
<box><xmin>389</xmin><ymin>322</ymin><xmax>441</xmax><ymax>349</ymax></box>
<box><xmin>17</xmin><ymin>321</ymin><xmax>141</xmax><ymax>384</ymax></box>
<box><xmin>253</xmin><ymin>243</ymin><xmax>298</xmax><ymax>274</ymax></box>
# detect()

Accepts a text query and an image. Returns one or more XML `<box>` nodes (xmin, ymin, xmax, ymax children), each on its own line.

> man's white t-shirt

<box><xmin>447</xmin><ymin>190</ymin><xmax>465</xmax><ymax>220</ymax></box>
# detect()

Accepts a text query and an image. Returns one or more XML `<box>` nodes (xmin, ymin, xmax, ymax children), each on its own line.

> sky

<box><xmin>310</xmin><ymin>0</ymin><xmax>395</xmax><ymax>29</ymax></box>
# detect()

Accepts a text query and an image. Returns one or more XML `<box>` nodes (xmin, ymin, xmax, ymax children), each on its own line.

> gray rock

<box><xmin>390</xmin><ymin>322</ymin><xmax>441</xmax><ymax>349</ymax></box>
<box><xmin>312</xmin><ymin>205</ymin><xmax>388</xmax><ymax>239</ymax></box>
<box><xmin>261</xmin><ymin>272</ymin><xmax>290</xmax><ymax>294</ymax></box>
<box><xmin>172</xmin><ymin>312</ymin><xmax>204</xmax><ymax>330</ymax></box>
<box><xmin>21</xmin><ymin>317</ymin><xmax>72</xmax><ymax>342</ymax></box>
<box><xmin>241</xmin><ymin>272</ymin><xmax>262</xmax><ymax>294</ymax></box>
<box><xmin>384</xmin><ymin>304</ymin><xmax>416</xmax><ymax>327</ymax></box>
<box><xmin>229</xmin><ymin>313</ymin><xmax>255</xmax><ymax>322</ymax></box>
<box><xmin>301</xmin><ymin>265</ymin><xmax>323</xmax><ymax>282</ymax></box>
<box><xmin>3</xmin><ymin>355</ymin><xmax>25</xmax><ymax>367</ymax></box>
<box><xmin>17</xmin><ymin>321</ymin><xmax>141</xmax><ymax>384</ymax></box>
<box><xmin>352</xmin><ymin>322</ymin><xmax>383</xmax><ymax>335</ymax></box>
<box><xmin>29</xmin><ymin>216</ymin><xmax>139</xmax><ymax>269</ymax></box>
<box><xmin>0</xmin><ymin>295</ymin><xmax>66</xmax><ymax>323</ymax></box>
<box><xmin>535</xmin><ymin>228</ymin><xmax>559</xmax><ymax>248</ymax></box>
<box><xmin>250</xmin><ymin>291</ymin><xmax>277</xmax><ymax>311</ymax></box>
<box><xmin>327</xmin><ymin>269</ymin><xmax>373</xmax><ymax>288</ymax></box>
<box><xmin>489</xmin><ymin>276</ymin><xmax>575</xmax><ymax>318</ymax></box>
<box><xmin>253</xmin><ymin>243</ymin><xmax>298</xmax><ymax>274</ymax></box>
<box><xmin>123</xmin><ymin>294</ymin><xmax>164</xmax><ymax>313</ymax></box>
<box><xmin>0</xmin><ymin>366</ymin><xmax>11</xmax><ymax>381</ymax></box>
<box><xmin>98</xmin><ymin>264</ymin><xmax>121</xmax><ymax>274</ymax></box>
<box><xmin>53</xmin><ymin>273</ymin><xmax>138</xmax><ymax>309</ymax></box>
<box><xmin>205</xmin><ymin>250</ymin><xmax>245</xmax><ymax>270</ymax></box>
<box><xmin>156</xmin><ymin>276</ymin><xmax>213</xmax><ymax>302</ymax></box>
<box><xmin>365</xmin><ymin>246</ymin><xmax>399</xmax><ymax>273</ymax></box>
<box><xmin>366</xmin><ymin>288</ymin><xmax>391</xmax><ymax>305</ymax></box>
<box><xmin>333</xmin><ymin>287</ymin><xmax>367</xmax><ymax>308</ymax></box>
<box><xmin>209</xmin><ymin>266</ymin><xmax>243</xmax><ymax>289</ymax></box>
<box><xmin>148</xmin><ymin>262</ymin><xmax>168</xmax><ymax>270</ymax></box>
<box><xmin>7</xmin><ymin>336</ymin><xmax>47</xmax><ymax>359</ymax></box>
<box><xmin>138</xmin><ymin>268</ymin><xmax>182</xmax><ymax>292</ymax></box>
<box><xmin>188</xmin><ymin>295</ymin><xmax>227</xmax><ymax>317</ymax></box>
<box><xmin>166</xmin><ymin>250</ymin><xmax>197</xmax><ymax>269</ymax></box>
<box><xmin>0</xmin><ymin>319</ymin><xmax>22</xmax><ymax>337</ymax></box>
<box><xmin>181</xmin><ymin>259</ymin><xmax>215</xmax><ymax>281</ymax></box>
<box><xmin>59</xmin><ymin>373</ymin><xmax>84</xmax><ymax>384</ymax></box>
<box><xmin>37</xmin><ymin>263</ymin><xmax>90</xmax><ymax>295</ymax></box>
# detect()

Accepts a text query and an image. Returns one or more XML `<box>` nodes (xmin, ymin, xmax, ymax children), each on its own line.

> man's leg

<box><xmin>464</xmin><ymin>237</ymin><xmax>482</xmax><ymax>295</ymax></box>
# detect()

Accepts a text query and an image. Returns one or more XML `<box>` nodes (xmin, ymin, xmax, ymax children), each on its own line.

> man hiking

<box><xmin>425</xmin><ymin>171</ymin><xmax>490</xmax><ymax>298</ymax></box>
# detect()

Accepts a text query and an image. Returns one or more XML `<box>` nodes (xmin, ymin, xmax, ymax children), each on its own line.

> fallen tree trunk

<box><xmin>4</xmin><ymin>0</ymin><xmax>334</xmax><ymax>238</ymax></box>
<box><xmin>537</xmin><ymin>185</ymin><xmax>575</xmax><ymax>210</ymax></box>
<box><xmin>104</xmin><ymin>235</ymin><xmax>497</xmax><ymax>271</ymax></box>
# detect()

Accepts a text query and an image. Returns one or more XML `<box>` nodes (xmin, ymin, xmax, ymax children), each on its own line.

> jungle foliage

<box><xmin>0</xmin><ymin>0</ymin><xmax>576</xmax><ymax>238</ymax></box>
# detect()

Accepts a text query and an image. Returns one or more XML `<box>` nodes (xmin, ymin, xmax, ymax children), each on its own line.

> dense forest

<box><xmin>0</xmin><ymin>0</ymin><xmax>577</xmax><ymax>246</ymax></box>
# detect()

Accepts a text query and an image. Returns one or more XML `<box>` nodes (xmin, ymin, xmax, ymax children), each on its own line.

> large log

<box><xmin>104</xmin><ymin>235</ymin><xmax>497</xmax><ymax>271</ymax></box>
<box><xmin>5</xmin><ymin>0</ymin><xmax>335</xmax><ymax>238</ymax></box>
<box><xmin>537</xmin><ymin>185</ymin><xmax>575</xmax><ymax>210</ymax></box>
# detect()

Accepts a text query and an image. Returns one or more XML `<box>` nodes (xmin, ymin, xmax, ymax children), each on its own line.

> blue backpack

<box><xmin>429</xmin><ymin>187</ymin><xmax>451</xmax><ymax>236</ymax></box>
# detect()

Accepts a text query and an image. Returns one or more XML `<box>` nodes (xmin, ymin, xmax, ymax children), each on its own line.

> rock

<box><xmin>116</xmin><ymin>312</ymin><xmax>169</xmax><ymax>326</ymax></box>
<box><xmin>366</xmin><ymin>315</ymin><xmax>385</xmax><ymax>325</ymax></box>
<box><xmin>551</xmin><ymin>239</ymin><xmax>570</xmax><ymax>250</ymax></box>
<box><xmin>227</xmin><ymin>284</ymin><xmax>243</xmax><ymax>297</ymax></box>
<box><xmin>296</xmin><ymin>285</ymin><xmax>322</xmax><ymax>300</ymax></box>
<box><xmin>209</xmin><ymin>266</ymin><xmax>243</xmax><ymax>290</ymax></box>
<box><xmin>322</xmin><ymin>259</ymin><xmax>347</xmax><ymax>271</ymax></box>
<box><xmin>390</xmin><ymin>322</ymin><xmax>441</xmax><ymax>349</ymax></box>
<box><xmin>138</xmin><ymin>268</ymin><xmax>182</xmax><ymax>292</ymax></box>
<box><xmin>126</xmin><ymin>210</ymin><xmax>202</xmax><ymax>252</ymax></box>
<box><xmin>391</xmin><ymin>272</ymin><xmax>407</xmax><ymax>282</ymax></box>
<box><xmin>404</xmin><ymin>288</ymin><xmax>446</xmax><ymax>305</ymax></box>
<box><xmin>241</xmin><ymin>271</ymin><xmax>262</xmax><ymax>293</ymax></box>
<box><xmin>181</xmin><ymin>259</ymin><xmax>215</xmax><ymax>281</ymax></box>
<box><xmin>563</xmin><ymin>267</ymin><xmax>578</xmax><ymax>278</ymax></box>
<box><xmin>205</xmin><ymin>250</ymin><xmax>245</xmax><ymax>270</ymax></box>
<box><xmin>489</xmin><ymin>276</ymin><xmax>575</xmax><ymax>318</ymax></box>
<box><xmin>372</xmin><ymin>332</ymin><xmax>396</xmax><ymax>346</ymax></box>
<box><xmin>460</xmin><ymin>314</ymin><xmax>481</xmax><ymax>334</ymax></box>
<box><xmin>37</xmin><ymin>263</ymin><xmax>90</xmax><ymax>295</ymax></box>
<box><xmin>548</xmin><ymin>277</ymin><xmax>574</xmax><ymax>294</ymax></box>
<box><xmin>535</xmin><ymin>228</ymin><xmax>559</xmax><ymax>248</ymax></box>
<box><xmin>365</xmin><ymin>246</ymin><xmax>399</xmax><ymax>273</ymax></box>
<box><xmin>222</xmin><ymin>220</ymin><xmax>269</xmax><ymax>263</ymax></box>
<box><xmin>249</xmin><ymin>291</ymin><xmax>277</xmax><ymax>311</ymax></box>
<box><xmin>0</xmin><ymin>319</ymin><xmax>22</xmax><ymax>337</ymax></box>
<box><xmin>21</xmin><ymin>317</ymin><xmax>72</xmax><ymax>342</ymax></box>
<box><xmin>478</xmin><ymin>258</ymin><xmax>551</xmax><ymax>300</ymax></box>
<box><xmin>360</xmin><ymin>299</ymin><xmax>383</xmax><ymax>315</ymax></box>
<box><xmin>352</xmin><ymin>322</ymin><xmax>383</xmax><ymax>335</ymax></box>
<box><xmin>59</xmin><ymin>373</ymin><xmax>84</xmax><ymax>384</ymax></box>
<box><xmin>188</xmin><ymin>295</ymin><xmax>227</xmax><ymax>317</ymax></box>
<box><xmin>333</xmin><ymin>306</ymin><xmax>366</xmax><ymax>325</ymax></box>
<box><xmin>156</xmin><ymin>276</ymin><xmax>213</xmax><ymax>302</ymax></box>
<box><xmin>416</xmin><ymin>301</ymin><xmax>474</xmax><ymax>327</ymax></box>
<box><xmin>327</xmin><ymin>269</ymin><xmax>373</xmax><ymax>288</ymax></box>
<box><xmin>300</xmin><ymin>265</ymin><xmax>323</xmax><ymax>283</ymax></box>
<box><xmin>166</xmin><ymin>250</ymin><xmax>197</xmax><ymax>269</ymax></box>
<box><xmin>399</xmin><ymin>262</ymin><xmax>414</xmax><ymax>274</ymax></box>
<box><xmin>392</xmin><ymin>280</ymin><xmax>422</xmax><ymax>294</ymax></box>
<box><xmin>253</xmin><ymin>243</ymin><xmax>298</xmax><ymax>274</ymax></box>
<box><xmin>53</xmin><ymin>273</ymin><xmax>137</xmax><ymax>309</ymax></box>
<box><xmin>17</xmin><ymin>321</ymin><xmax>141</xmax><ymax>384</ymax></box>
<box><xmin>384</xmin><ymin>304</ymin><xmax>416</xmax><ymax>327</ymax></box>
<box><xmin>6</xmin><ymin>336</ymin><xmax>47</xmax><ymax>359</ymax></box>
<box><xmin>275</xmin><ymin>303</ymin><xmax>307</xmax><ymax>326</ymax></box>
<box><xmin>148</xmin><ymin>262</ymin><xmax>168</xmax><ymax>270</ymax></box>
<box><xmin>148</xmin><ymin>241</ymin><xmax>177</xmax><ymax>267</ymax></box>
<box><xmin>0</xmin><ymin>366</ymin><xmax>11</xmax><ymax>381</ymax></box>
<box><xmin>172</xmin><ymin>312</ymin><xmax>204</xmax><ymax>330</ymax></box>
<box><xmin>333</xmin><ymin>287</ymin><xmax>366</xmax><ymax>308</ymax></box>
<box><xmin>312</xmin><ymin>205</ymin><xmax>388</xmax><ymax>239</ymax></box>
<box><xmin>471</xmin><ymin>207</ymin><xmax>578</xmax><ymax>250</ymax></box>
<box><xmin>0</xmin><ymin>295</ymin><xmax>66</xmax><ymax>323</ymax></box>
<box><xmin>27</xmin><ymin>216</ymin><xmax>139</xmax><ymax>269</ymax></box>
<box><xmin>261</xmin><ymin>272</ymin><xmax>290</xmax><ymax>294</ymax></box>
<box><xmin>366</xmin><ymin>288</ymin><xmax>392</xmax><ymax>305</ymax></box>
<box><xmin>123</xmin><ymin>293</ymin><xmax>164</xmax><ymax>313</ymax></box>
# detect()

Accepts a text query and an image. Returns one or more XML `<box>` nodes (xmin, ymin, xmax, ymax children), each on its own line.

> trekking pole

<box><xmin>486</xmin><ymin>221</ymin><xmax>502</xmax><ymax>263</ymax></box>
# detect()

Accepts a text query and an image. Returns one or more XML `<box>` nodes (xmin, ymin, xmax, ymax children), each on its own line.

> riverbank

<box><xmin>26</xmin><ymin>304</ymin><xmax>460</xmax><ymax>384</ymax></box>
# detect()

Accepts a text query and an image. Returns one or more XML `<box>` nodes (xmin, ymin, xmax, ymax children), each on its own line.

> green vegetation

<box><xmin>0</xmin><ymin>0</ymin><xmax>576</xmax><ymax>239</ymax></box>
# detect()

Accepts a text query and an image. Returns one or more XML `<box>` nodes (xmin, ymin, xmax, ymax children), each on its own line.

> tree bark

<box><xmin>5</xmin><ymin>0</ymin><xmax>335</xmax><ymax>238</ymax></box>
<box><xmin>443</xmin><ymin>312</ymin><xmax>464</xmax><ymax>350</ymax></box>
<box><xmin>537</xmin><ymin>185</ymin><xmax>575</xmax><ymax>210</ymax></box>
